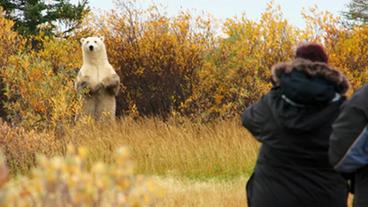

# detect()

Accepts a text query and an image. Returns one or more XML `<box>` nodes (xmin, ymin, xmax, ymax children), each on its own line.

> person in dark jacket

<box><xmin>330</xmin><ymin>85</ymin><xmax>368</xmax><ymax>207</ymax></box>
<box><xmin>242</xmin><ymin>43</ymin><xmax>350</xmax><ymax>207</ymax></box>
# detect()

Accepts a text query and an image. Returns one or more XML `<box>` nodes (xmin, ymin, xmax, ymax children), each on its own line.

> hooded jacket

<box><xmin>242</xmin><ymin>58</ymin><xmax>349</xmax><ymax>207</ymax></box>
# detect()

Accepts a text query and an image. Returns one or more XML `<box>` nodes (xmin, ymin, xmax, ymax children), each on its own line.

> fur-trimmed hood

<box><xmin>272</xmin><ymin>58</ymin><xmax>349</xmax><ymax>95</ymax></box>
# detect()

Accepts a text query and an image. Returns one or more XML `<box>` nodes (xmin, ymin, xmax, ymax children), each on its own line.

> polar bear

<box><xmin>75</xmin><ymin>36</ymin><xmax>120</xmax><ymax>120</ymax></box>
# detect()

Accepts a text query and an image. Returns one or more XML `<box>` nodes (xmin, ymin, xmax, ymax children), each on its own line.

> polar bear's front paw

<box><xmin>102</xmin><ymin>75</ymin><xmax>120</xmax><ymax>96</ymax></box>
<box><xmin>102</xmin><ymin>75</ymin><xmax>119</xmax><ymax>87</ymax></box>
<box><xmin>91</xmin><ymin>83</ymin><xmax>103</xmax><ymax>94</ymax></box>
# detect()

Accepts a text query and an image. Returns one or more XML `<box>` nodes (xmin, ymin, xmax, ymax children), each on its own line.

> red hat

<box><xmin>296</xmin><ymin>43</ymin><xmax>328</xmax><ymax>63</ymax></box>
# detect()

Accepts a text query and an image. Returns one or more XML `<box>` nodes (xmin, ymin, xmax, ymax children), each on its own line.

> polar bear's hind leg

<box><xmin>96</xmin><ymin>93</ymin><xmax>116</xmax><ymax>120</ymax></box>
<box><xmin>81</xmin><ymin>96</ymin><xmax>98</xmax><ymax>119</ymax></box>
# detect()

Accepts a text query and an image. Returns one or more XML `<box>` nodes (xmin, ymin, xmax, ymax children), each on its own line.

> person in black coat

<box><xmin>242</xmin><ymin>43</ymin><xmax>350</xmax><ymax>207</ymax></box>
<box><xmin>330</xmin><ymin>85</ymin><xmax>368</xmax><ymax>207</ymax></box>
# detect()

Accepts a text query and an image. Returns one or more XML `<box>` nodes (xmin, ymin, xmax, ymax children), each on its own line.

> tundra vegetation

<box><xmin>0</xmin><ymin>0</ymin><xmax>364</xmax><ymax>206</ymax></box>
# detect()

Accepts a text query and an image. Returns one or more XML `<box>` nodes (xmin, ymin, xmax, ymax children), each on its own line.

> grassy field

<box><xmin>2</xmin><ymin>117</ymin><xmax>356</xmax><ymax>207</ymax></box>
<box><xmin>65</xmin><ymin>117</ymin><xmax>259</xmax><ymax>180</ymax></box>
<box><xmin>1</xmin><ymin>117</ymin><xmax>258</xmax><ymax>206</ymax></box>
<box><xmin>64</xmin><ymin>117</ymin><xmax>257</xmax><ymax>206</ymax></box>
<box><xmin>155</xmin><ymin>177</ymin><xmax>247</xmax><ymax>207</ymax></box>
<box><xmin>59</xmin><ymin>118</ymin><xmax>358</xmax><ymax>207</ymax></box>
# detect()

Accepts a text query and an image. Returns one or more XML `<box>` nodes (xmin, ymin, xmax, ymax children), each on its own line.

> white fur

<box><xmin>76</xmin><ymin>36</ymin><xmax>119</xmax><ymax>120</ymax></box>
<box><xmin>77</xmin><ymin>36</ymin><xmax>116</xmax><ymax>89</ymax></box>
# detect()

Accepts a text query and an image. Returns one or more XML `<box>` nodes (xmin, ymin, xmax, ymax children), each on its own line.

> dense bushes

<box><xmin>0</xmin><ymin>11</ymin><xmax>23</xmax><ymax>120</ymax></box>
<box><xmin>93</xmin><ymin>4</ymin><xmax>212</xmax><ymax>118</ymax></box>
<box><xmin>182</xmin><ymin>4</ymin><xmax>299</xmax><ymax>120</ymax></box>
<box><xmin>1</xmin><ymin>1</ymin><xmax>368</xmax><ymax>129</ymax></box>
<box><xmin>1</xmin><ymin>36</ymin><xmax>82</xmax><ymax>129</ymax></box>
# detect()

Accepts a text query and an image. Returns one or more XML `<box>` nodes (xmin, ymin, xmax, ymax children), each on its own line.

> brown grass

<box><xmin>1</xmin><ymin>117</ymin><xmax>355</xmax><ymax>207</ymax></box>
<box><xmin>154</xmin><ymin>177</ymin><xmax>247</xmax><ymax>207</ymax></box>
<box><xmin>154</xmin><ymin>177</ymin><xmax>352</xmax><ymax>207</ymax></box>
<box><xmin>65</xmin><ymin>117</ymin><xmax>259</xmax><ymax>180</ymax></box>
<box><xmin>1</xmin><ymin>117</ymin><xmax>255</xmax><ymax>206</ymax></box>
<box><xmin>0</xmin><ymin>120</ymin><xmax>62</xmax><ymax>175</ymax></box>
<box><xmin>63</xmin><ymin>117</ymin><xmax>352</xmax><ymax>207</ymax></box>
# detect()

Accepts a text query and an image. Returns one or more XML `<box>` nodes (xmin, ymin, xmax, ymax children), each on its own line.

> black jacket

<box><xmin>242</xmin><ymin>59</ymin><xmax>349</xmax><ymax>207</ymax></box>
<box><xmin>330</xmin><ymin>85</ymin><xmax>368</xmax><ymax>207</ymax></box>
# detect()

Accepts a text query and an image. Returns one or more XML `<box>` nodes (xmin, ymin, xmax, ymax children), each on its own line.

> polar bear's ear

<box><xmin>80</xmin><ymin>38</ymin><xmax>86</xmax><ymax>44</ymax></box>
<box><xmin>99</xmin><ymin>36</ymin><xmax>105</xmax><ymax>42</ymax></box>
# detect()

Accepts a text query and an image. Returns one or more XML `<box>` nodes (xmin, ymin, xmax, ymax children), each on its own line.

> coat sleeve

<box><xmin>241</xmin><ymin>93</ymin><xmax>271</xmax><ymax>140</ymax></box>
<box><xmin>329</xmin><ymin>87</ymin><xmax>368</xmax><ymax>173</ymax></box>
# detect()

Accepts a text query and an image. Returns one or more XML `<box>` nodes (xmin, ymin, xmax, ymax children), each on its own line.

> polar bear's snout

<box><xmin>89</xmin><ymin>45</ymin><xmax>94</xmax><ymax>51</ymax></box>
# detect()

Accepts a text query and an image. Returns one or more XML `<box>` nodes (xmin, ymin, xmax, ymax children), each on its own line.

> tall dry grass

<box><xmin>0</xmin><ymin>120</ymin><xmax>62</xmax><ymax>175</ymax></box>
<box><xmin>154</xmin><ymin>177</ymin><xmax>352</xmax><ymax>207</ymax></box>
<box><xmin>64</xmin><ymin>117</ymin><xmax>259</xmax><ymax>180</ymax></box>
<box><xmin>2</xmin><ymin>117</ymin><xmax>354</xmax><ymax>207</ymax></box>
<box><xmin>155</xmin><ymin>177</ymin><xmax>246</xmax><ymax>207</ymax></box>
<box><xmin>1</xmin><ymin>117</ymin><xmax>257</xmax><ymax>206</ymax></box>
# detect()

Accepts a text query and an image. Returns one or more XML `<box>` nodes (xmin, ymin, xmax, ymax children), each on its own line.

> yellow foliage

<box><xmin>182</xmin><ymin>3</ymin><xmax>299</xmax><ymax>120</ymax></box>
<box><xmin>0</xmin><ymin>146</ymin><xmax>161</xmax><ymax>207</ymax></box>
<box><xmin>88</xmin><ymin>2</ymin><xmax>212</xmax><ymax>118</ymax></box>
<box><xmin>0</xmin><ymin>10</ymin><xmax>24</xmax><ymax>120</ymax></box>
<box><xmin>1</xmin><ymin>1</ymin><xmax>368</xmax><ymax>125</ymax></box>
<box><xmin>1</xmin><ymin>35</ymin><xmax>82</xmax><ymax>130</ymax></box>
<box><xmin>0</xmin><ymin>10</ymin><xmax>23</xmax><ymax>67</ymax></box>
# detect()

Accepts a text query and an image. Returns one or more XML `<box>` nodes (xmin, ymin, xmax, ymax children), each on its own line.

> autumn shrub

<box><xmin>2</xmin><ymin>0</ymin><xmax>368</xmax><ymax>126</ymax></box>
<box><xmin>1</xmin><ymin>36</ymin><xmax>82</xmax><ymax>130</ymax></box>
<box><xmin>0</xmin><ymin>10</ymin><xmax>24</xmax><ymax>120</ymax></box>
<box><xmin>181</xmin><ymin>3</ymin><xmax>300</xmax><ymax>120</ymax></box>
<box><xmin>0</xmin><ymin>146</ymin><xmax>161</xmax><ymax>207</ymax></box>
<box><xmin>182</xmin><ymin>4</ymin><xmax>368</xmax><ymax>121</ymax></box>
<box><xmin>89</xmin><ymin>1</ymin><xmax>213</xmax><ymax>118</ymax></box>
<box><xmin>0</xmin><ymin>120</ymin><xmax>60</xmax><ymax>175</ymax></box>
<box><xmin>329</xmin><ymin>26</ymin><xmax>368</xmax><ymax>90</ymax></box>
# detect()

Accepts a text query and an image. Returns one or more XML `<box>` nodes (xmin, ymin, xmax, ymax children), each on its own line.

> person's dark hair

<box><xmin>295</xmin><ymin>43</ymin><xmax>328</xmax><ymax>63</ymax></box>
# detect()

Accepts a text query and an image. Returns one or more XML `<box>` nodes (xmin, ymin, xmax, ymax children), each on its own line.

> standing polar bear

<box><xmin>75</xmin><ymin>36</ymin><xmax>120</xmax><ymax>120</ymax></box>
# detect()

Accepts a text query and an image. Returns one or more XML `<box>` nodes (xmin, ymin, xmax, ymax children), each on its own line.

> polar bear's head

<box><xmin>80</xmin><ymin>36</ymin><xmax>106</xmax><ymax>54</ymax></box>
